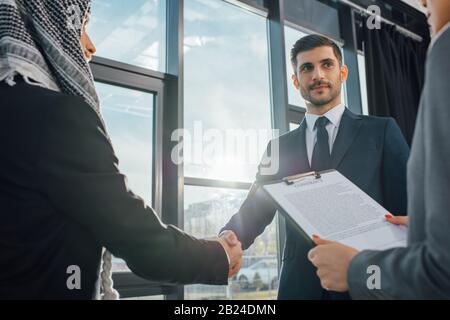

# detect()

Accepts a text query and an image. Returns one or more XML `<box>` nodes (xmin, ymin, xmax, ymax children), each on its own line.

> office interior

<box><xmin>59</xmin><ymin>0</ymin><xmax>429</xmax><ymax>300</ymax></box>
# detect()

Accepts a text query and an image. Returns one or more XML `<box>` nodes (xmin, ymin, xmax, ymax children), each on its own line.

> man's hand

<box><xmin>308</xmin><ymin>235</ymin><xmax>359</xmax><ymax>292</ymax></box>
<box><xmin>218</xmin><ymin>230</ymin><xmax>243</xmax><ymax>278</ymax></box>
<box><xmin>385</xmin><ymin>213</ymin><xmax>409</xmax><ymax>226</ymax></box>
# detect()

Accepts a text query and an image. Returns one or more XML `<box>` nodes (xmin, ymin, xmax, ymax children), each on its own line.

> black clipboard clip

<box><xmin>282</xmin><ymin>171</ymin><xmax>321</xmax><ymax>185</ymax></box>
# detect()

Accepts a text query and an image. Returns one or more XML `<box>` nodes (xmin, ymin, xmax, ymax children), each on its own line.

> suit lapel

<box><xmin>331</xmin><ymin>108</ymin><xmax>363</xmax><ymax>168</ymax></box>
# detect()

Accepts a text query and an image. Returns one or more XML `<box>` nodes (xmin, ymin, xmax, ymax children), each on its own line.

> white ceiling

<box><xmin>401</xmin><ymin>0</ymin><xmax>427</xmax><ymax>14</ymax></box>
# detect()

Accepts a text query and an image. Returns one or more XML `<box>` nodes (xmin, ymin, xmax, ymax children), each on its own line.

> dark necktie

<box><xmin>311</xmin><ymin>116</ymin><xmax>331</xmax><ymax>171</ymax></box>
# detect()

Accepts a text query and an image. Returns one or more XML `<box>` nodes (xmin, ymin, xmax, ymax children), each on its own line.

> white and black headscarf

<box><xmin>0</xmin><ymin>0</ymin><xmax>100</xmax><ymax>112</ymax></box>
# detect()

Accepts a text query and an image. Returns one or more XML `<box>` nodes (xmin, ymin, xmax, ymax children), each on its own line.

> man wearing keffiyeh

<box><xmin>0</xmin><ymin>0</ymin><xmax>243</xmax><ymax>300</ymax></box>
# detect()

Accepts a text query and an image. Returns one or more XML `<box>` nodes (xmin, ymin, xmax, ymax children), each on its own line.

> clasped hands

<box><xmin>216</xmin><ymin>230</ymin><xmax>243</xmax><ymax>278</ymax></box>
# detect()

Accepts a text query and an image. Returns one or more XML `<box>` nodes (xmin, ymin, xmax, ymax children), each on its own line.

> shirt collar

<box><xmin>305</xmin><ymin>104</ymin><xmax>346</xmax><ymax>132</ymax></box>
<box><xmin>428</xmin><ymin>22</ymin><xmax>450</xmax><ymax>54</ymax></box>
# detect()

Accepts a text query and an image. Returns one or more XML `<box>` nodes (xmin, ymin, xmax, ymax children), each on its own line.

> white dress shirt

<box><xmin>304</xmin><ymin>104</ymin><xmax>346</xmax><ymax>166</ymax></box>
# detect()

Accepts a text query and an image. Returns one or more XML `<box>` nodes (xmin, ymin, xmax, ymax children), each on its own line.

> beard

<box><xmin>301</xmin><ymin>79</ymin><xmax>341</xmax><ymax>107</ymax></box>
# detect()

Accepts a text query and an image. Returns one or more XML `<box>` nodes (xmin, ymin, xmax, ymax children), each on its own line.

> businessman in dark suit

<box><xmin>220</xmin><ymin>35</ymin><xmax>410</xmax><ymax>300</ymax></box>
<box><xmin>310</xmin><ymin>0</ymin><xmax>450</xmax><ymax>299</ymax></box>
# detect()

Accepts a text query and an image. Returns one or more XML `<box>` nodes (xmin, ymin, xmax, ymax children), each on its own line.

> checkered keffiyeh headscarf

<box><xmin>0</xmin><ymin>0</ymin><xmax>100</xmax><ymax>112</ymax></box>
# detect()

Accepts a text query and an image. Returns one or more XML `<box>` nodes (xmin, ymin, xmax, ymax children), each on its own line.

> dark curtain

<box><xmin>362</xmin><ymin>21</ymin><xmax>430</xmax><ymax>145</ymax></box>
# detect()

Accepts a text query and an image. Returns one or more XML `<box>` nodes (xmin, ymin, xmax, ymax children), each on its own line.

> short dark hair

<box><xmin>290</xmin><ymin>34</ymin><xmax>343</xmax><ymax>72</ymax></box>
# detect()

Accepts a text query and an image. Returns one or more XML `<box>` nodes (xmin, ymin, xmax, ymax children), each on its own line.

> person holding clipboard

<box><xmin>309</xmin><ymin>0</ymin><xmax>450</xmax><ymax>299</ymax></box>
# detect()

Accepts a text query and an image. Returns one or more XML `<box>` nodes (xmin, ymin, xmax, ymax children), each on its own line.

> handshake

<box><xmin>215</xmin><ymin>230</ymin><xmax>243</xmax><ymax>278</ymax></box>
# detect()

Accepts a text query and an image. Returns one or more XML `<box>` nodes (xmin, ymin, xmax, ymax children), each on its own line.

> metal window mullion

<box><xmin>91</xmin><ymin>56</ymin><xmax>166</xmax><ymax>81</ymax></box>
<box><xmin>163</xmin><ymin>0</ymin><xmax>185</xmax><ymax>301</ymax></box>
<box><xmin>266</xmin><ymin>0</ymin><xmax>288</xmax><ymax>279</ymax></box>
<box><xmin>184</xmin><ymin>177</ymin><xmax>252</xmax><ymax>190</ymax></box>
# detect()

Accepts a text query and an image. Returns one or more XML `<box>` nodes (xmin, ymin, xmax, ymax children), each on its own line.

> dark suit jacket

<box><xmin>348</xmin><ymin>26</ymin><xmax>450</xmax><ymax>299</ymax></box>
<box><xmin>0</xmin><ymin>81</ymin><xmax>228</xmax><ymax>300</ymax></box>
<box><xmin>221</xmin><ymin>107</ymin><xmax>410</xmax><ymax>299</ymax></box>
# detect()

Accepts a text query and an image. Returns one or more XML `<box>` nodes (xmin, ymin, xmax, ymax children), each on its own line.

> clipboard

<box><xmin>257</xmin><ymin>170</ymin><xmax>407</xmax><ymax>251</ymax></box>
<box><xmin>256</xmin><ymin>170</ymin><xmax>330</xmax><ymax>247</ymax></box>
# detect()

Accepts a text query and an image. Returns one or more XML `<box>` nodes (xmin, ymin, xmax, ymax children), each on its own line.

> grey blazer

<box><xmin>348</xmin><ymin>26</ymin><xmax>450</xmax><ymax>299</ymax></box>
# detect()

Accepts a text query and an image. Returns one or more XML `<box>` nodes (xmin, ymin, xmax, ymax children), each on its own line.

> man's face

<box><xmin>420</xmin><ymin>0</ymin><xmax>450</xmax><ymax>36</ymax></box>
<box><xmin>292</xmin><ymin>46</ymin><xmax>347</xmax><ymax>107</ymax></box>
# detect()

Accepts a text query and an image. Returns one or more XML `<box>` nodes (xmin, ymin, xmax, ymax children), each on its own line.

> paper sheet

<box><xmin>262</xmin><ymin>170</ymin><xmax>407</xmax><ymax>251</ymax></box>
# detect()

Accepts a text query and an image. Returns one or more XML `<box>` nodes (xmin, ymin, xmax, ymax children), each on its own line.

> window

<box><xmin>90</xmin><ymin>0</ymin><xmax>166</xmax><ymax>72</ymax></box>
<box><xmin>96</xmin><ymin>82</ymin><xmax>154</xmax><ymax>206</ymax></box>
<box><xmin>184</xmin><ymin>186</ymin><xmax>278</xmax><ymax>300</ymax></box>
<box><xmin>184</xmin><ymin>0</ymin><xmax>279</xmax><ymax>300</ymax></box>
<box><xmin>184</xmin><ymin>0</ymin><xmax>272</xmax><ymax>183</ymax></box>
<box><xmin>358</xmin><ymin>54</ymin><xmax>369</xmax><ymax>115</ymax></box>
<box><xmin>288</xmin><ymin>104</ymin><xmax>306</xmax><ymax>131</ymax></box>
<box><xmin>285</xmin><ymin>26</ymin><xmax>308</xmax><ymax>108</ymax></box>
<box><xmin>95</xmin><ymin>82</ymin><xmax>155</xmax><ymax>272</ymax></box>
<box><xmin>289</xmin><ymin>122</ymin><xmax>300</xmax><ymax>131</ymax></box>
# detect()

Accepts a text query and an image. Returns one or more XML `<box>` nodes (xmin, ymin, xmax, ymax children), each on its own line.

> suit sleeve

<box><xmin>381</xmin><ymin>118</ymin><xmax>410</xmax><ymax>215</ymax></box>
<box><xmin>220</xmin><ymin>140</ymin><xmax>279</xmax><ymax>250</ymax></box>
<box><xmin>36</xmin><ymin>96</ymin><xmax>228</xmax><ymax>285</ymax></box>
<box><xmin>347</xmin><ymin>37</ymin><xmax>450</xmax><ymax>299</ymax></box>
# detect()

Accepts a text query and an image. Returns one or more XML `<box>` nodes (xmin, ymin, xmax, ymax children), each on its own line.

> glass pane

<box><xmin>358</xmin><ymin>54</ymin><xmax>369</xmax><ymax>115</ymax></box>
<box><xmin>96</xmin><ymin>82</ymin><xmax>154</xmax><ymax>273</ymax></box>
<box><xmin>184</xmin><ymin>0</ymin><xmax>272</xmax><ymax>183</ymax></box>
<box><xmin>289</xmin><ymin>122</ymin><xmax>300</xmax><ymax>131</ymax></box>
<box><xmin>285</xmin><ymin>26</ymin><xmax>308</xmax><ymax>108</ymax></box>
<box><xmin>90</xmin><ymin>0</ymin><xmax>166</xmax><ymax>72</ymax></box>
<box><xmin>184</xmin><ymin>186</ymin><xmax>279</xmax><ymax>300</ymax></box>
